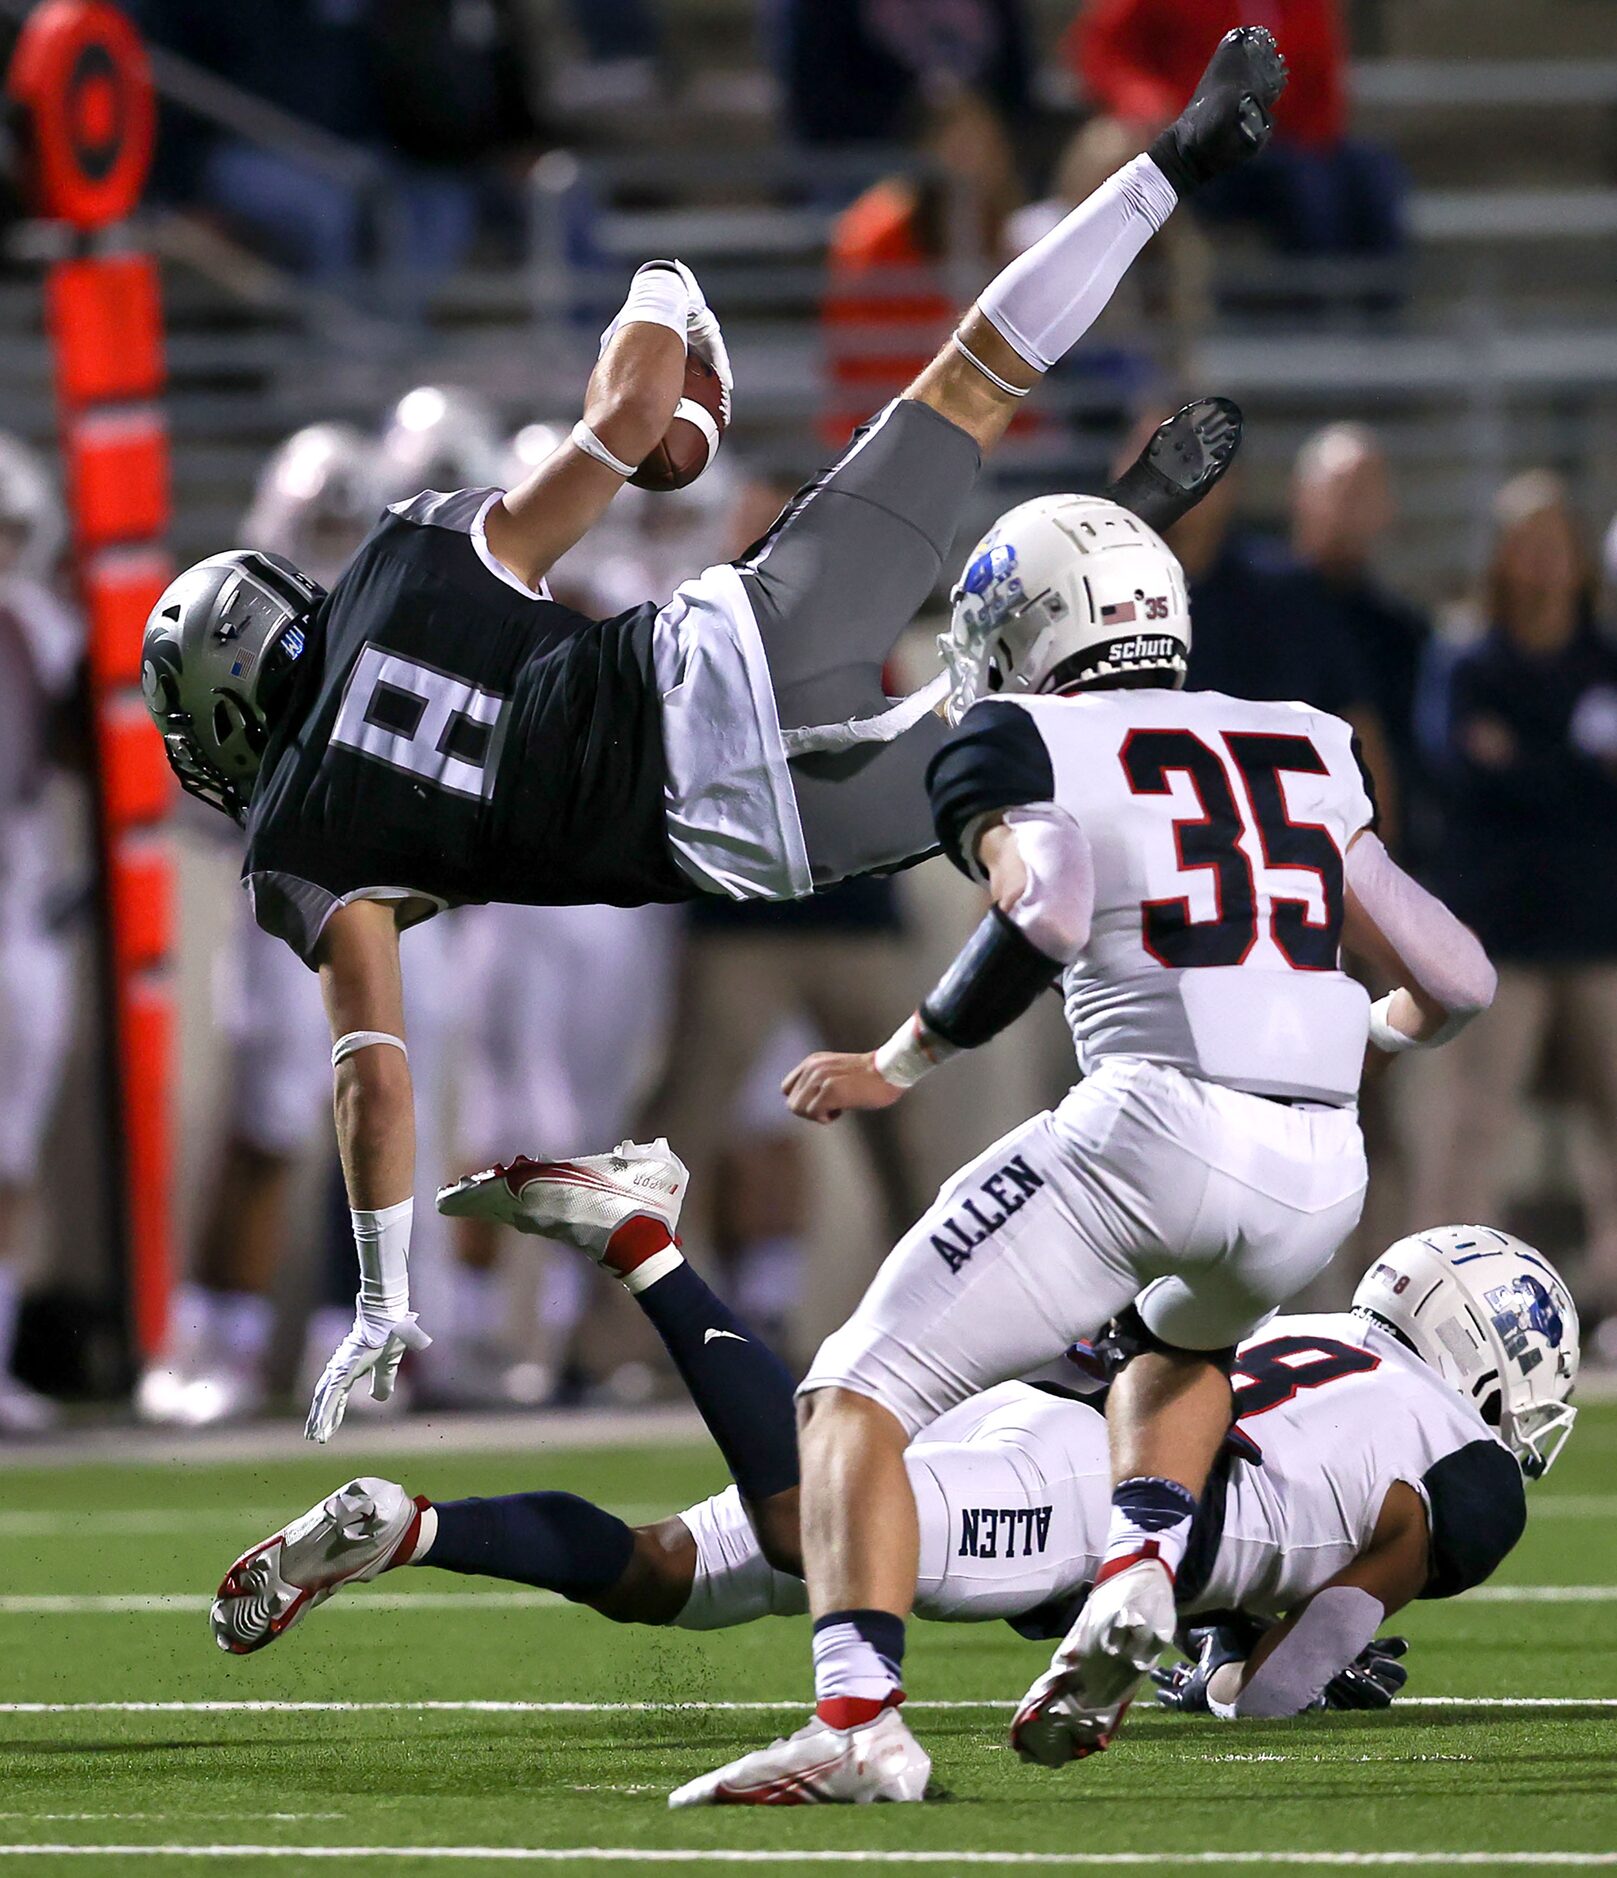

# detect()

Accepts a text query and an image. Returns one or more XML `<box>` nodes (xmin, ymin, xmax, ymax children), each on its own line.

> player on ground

<box><xmin>139</xmin><ymin>27</ymin><xmax>1287</xmax><ymax>1445</ymax></box>
<box><xmin>674</xmin><ymin>461</ymin><xmax>1500</xmax><ymax>1799</ymax></box>
<box><xmin>211</xmin><ymin>1173</ymin><xmax>1577</xmax><ymax>1776</ymax></box>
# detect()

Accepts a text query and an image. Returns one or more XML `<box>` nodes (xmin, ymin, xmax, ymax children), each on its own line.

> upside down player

<box><xmin>140</xmin><ymin>26</ymin><xmax>1289</xmax><ymax>1447</ymax></box>
<box><xmin>213</xmin><ymin>1162</ymin><xmax>1578</xmax><ymax>1775</ymax></box>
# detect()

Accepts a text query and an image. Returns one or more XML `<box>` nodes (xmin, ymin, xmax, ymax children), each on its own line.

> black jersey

<box><xmin>243</xmin><ymin>489</ymin><xmax>697</xmax><ymax>963</ymax></box>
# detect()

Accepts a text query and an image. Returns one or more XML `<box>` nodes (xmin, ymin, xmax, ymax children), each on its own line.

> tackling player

<box><xmin>140</xmin><ymin>27</ymin><xmax>1289</xmax><ymax>1444</ymax></box>
<box><xmin>674</xmin><ymin>457</ymin><xmax>1501</xmax><ymax>1799</ymax></box>
<box><xmin>211</xmin><ymin>1159</ymin><xmax>1578</xmax><ymax>1780</ymax></box>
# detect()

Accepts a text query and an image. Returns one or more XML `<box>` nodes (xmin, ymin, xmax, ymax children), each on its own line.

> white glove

<box><xmin>599</xmin><ymin>259</ymin><xmax>732</xmax><ymax>427</ymax></box>
<box><xmin>304</xmin><ymin>1307</ymin><xmax>432</xmax><ymax>1445</ymax></box>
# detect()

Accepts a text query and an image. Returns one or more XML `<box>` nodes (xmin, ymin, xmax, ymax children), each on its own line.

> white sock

<box><xmin>1100</xmin><ymin>1476</ymin><xmax>1198</xmax><ymax>1583</ymax></box>
<box><xmin>405</xmin><ymin>1501</ymin><xmax>439</xmax><ymax>1565</ymax></box>
<box><xmin>978</xmin><ymin>155</ymin><xmax>1178</xmax><ymax>373</ymax></box>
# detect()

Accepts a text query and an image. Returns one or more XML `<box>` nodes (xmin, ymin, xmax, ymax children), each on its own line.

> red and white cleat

<box><xmin>210</xmin><ymin>1477</ymin><xmax>423</xmax><ymax>1655</ymax></box>
<box><xmin>667</xmin><ymin>1706</ymin><xmax>931</xmax><ymax>1808</ymax></box>
<box><xmin>1010</xmin><ymin>1557</ymin><xmax>1176</xmax><ymax>1767</ymax></box>
<box><xmin>436</xmin><ymin>1139</ymin><xmax>688</xmax><ymax>1291</ymax></box>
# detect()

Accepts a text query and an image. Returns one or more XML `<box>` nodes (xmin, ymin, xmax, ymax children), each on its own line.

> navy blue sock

<box><xmin>634</xmin><ymin>1260</ymin><xmax>799</xmax><ymax>1500</ymax></box>
<box><xmin>425</xmin><ymin>1492</ymin><xmax>634</xmax><ymax>1599</ymax></box>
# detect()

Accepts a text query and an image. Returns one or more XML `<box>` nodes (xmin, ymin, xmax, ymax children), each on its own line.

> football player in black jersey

<box><xmin>141</xmin><ymin>28</ymin><xmax>1288</xmax><ymax>1441</ymax></box>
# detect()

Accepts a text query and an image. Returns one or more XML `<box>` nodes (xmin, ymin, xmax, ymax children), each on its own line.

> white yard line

<box><xmin>0</xmin><ymin>1697</ymin><xmax>1612</xmax><ymax>1715</ymax></box>
<box><xmin>0</xmin><ymin>1583</ymin><xmax>1609</xmax><ymax>1616</ymax></box>
<box><xmin>0</xmin><ymin>1848</ymin><xmax>1610</xmax><ymax>1867</ymax></box>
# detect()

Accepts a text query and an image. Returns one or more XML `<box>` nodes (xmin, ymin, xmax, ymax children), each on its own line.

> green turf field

<box><xmin>0</xmin><ymin>1405</ymin><xmax>1613</xmax><ymax>1875</ymax></box>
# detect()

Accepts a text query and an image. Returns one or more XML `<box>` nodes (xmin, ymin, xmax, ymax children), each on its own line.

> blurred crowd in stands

<box><xmin>2</xmin><ymin>0</ymin><xmax>1614</xmax><ymax>1431</ymax></box>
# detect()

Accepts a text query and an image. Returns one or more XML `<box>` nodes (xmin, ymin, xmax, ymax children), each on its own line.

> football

<box><xmin>631</xmin><ymin>352</ymin><xmax>726</xmax><ymax>491</ymax></box>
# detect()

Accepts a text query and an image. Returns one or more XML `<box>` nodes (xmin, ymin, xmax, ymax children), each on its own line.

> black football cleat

<box><xmin>1148</xmin><ymin>26</ymin><xmax>1289</xmax><ymax>198</ymax></box>
<box><xmin>1104</xmin><ymin>396</ymin><xmax>1243</xmax><ymax>536</ymax></box>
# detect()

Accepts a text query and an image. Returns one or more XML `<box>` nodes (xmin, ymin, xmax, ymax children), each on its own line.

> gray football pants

<box><xmin>737</xmin><ymin>398</ymin><xmax>982</xmax><ymax>889</ymax></box>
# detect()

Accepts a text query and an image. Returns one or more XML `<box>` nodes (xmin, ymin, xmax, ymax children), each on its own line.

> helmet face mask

<box><xmin>940</xmin><ymin>495</ymin><xmax>1191</xmax><ymax>724</ymax></box>
<box><xmin>1353</xmin><ymin>1225</ymin><xmax>1580</xmax><ymax>1479</ymax></box>
<box><xmin>141</xmin><ymin>551</ymin><xmax>320</xmax><ymax>824</ymax></box>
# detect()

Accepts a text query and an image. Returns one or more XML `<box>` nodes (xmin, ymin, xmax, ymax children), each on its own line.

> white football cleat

<box><xmin>211</xmin><ymin>1477</ymin><xmax>423</xmax><ymax>1655</ymax></box>
<box><xmin>668</xmin><ymin>1706</ymin><xmax>931</xmax><ymax>1808</ymax></box>
<box><xmin>1010</xmin><ymin>1557</ymin><xmax>1176</xmax><ymax>1767</ymax></box>
<box><xmin>437</xmin><ymin>1139</ymin><xmax>688</xmax><ymax>1289</ymax></box>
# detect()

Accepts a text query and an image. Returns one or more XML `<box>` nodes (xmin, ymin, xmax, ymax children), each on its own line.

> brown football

<box><xmin>631</xmin><ymin>353</ymin><xmax>727</xmax><ymax>492</ymax></box>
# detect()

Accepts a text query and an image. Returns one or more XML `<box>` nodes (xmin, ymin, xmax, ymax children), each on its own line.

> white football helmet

<box><xmin>0</xmin><ymin>433</ymin><xmax>65</xmax><ymax>582</ymax></box>
<box><xmin>242</xmin><ymin>424</ymin><xmax>382</xmax><ymax>589</ymax></box>
<box><xmin>1354</xmin><ymin>1225</ymin><xmax>1579</xmax><ymax>1479</ymax></box>
<box><xmin>378</xmin><ymin>385</ymin><xmax>504</xmax><ymax>504</ymax></box>
<box><xmin>940</xmin><ymin>494</ymin><xmax>1190</xmax><ymax>723</ymax></box>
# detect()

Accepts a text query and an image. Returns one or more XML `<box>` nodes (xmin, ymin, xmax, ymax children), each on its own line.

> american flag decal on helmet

<box><xmin>1101</xmin><ymin>600</ymin><xmax>1137</xmax><ymax>623</ymax></box>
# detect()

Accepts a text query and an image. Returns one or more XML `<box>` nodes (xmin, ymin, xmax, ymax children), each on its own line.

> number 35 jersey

<box><xmin>927</xmin><ymin>689</ymin><xmax>1378</xmax><ymax>1104</ymax></box>
<box><xmin>242</xmin><ymin>490</ymin><xmax>699</xmax><ymax>962</ymax></box>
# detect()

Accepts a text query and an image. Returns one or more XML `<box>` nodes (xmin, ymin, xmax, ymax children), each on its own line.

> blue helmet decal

<box><xmin>1487</xmin><ymin>1274</ymin><xmax>1564</xmax><ymax>1374</ymax></box>
<box><xmin>958</xmin><ymin>539</ymin><xmax>1024</xmax><ymax>631</ymax></box>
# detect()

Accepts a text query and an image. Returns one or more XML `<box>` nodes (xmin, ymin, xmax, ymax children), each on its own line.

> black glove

<box><xmin>1151</xmin><ymin>1615</ymin><xmax>1270</xmax><ymax>1713</ymax></box>
<box><xmin>1321</xmin><ymin>1635</ymin><xmax>1409</xmax><ymax>1711</ymax></box>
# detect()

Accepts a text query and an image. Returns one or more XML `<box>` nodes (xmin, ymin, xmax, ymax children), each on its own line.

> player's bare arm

<box><xmin>1203</xmin><ymin>1481</ymin><xmax>1429</xmax><ymax>1719</ymax></box>
<box><xmin>783</xmin><ymin>812</ymin><xmax>1087</xmax><ymax>1124</ymax></box>
<box><xmin>303</xmin><ymin>898</ymin><xmax>431</xmax><ymax>1444</ymax></box>
<box><xmin>1342</xmin><ymin>827</ymin><xmax>1498</xmax><ymax>1049</ymax></box>
<box><xmin>485</xmin><ymin>261</ymin><xmax>731</xmax><ymax>590</ymax></box>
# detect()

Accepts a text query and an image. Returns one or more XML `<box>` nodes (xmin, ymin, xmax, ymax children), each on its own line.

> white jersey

<box><xmin>929</xmin><ymin>689</ymin><xmax>1377</xmax><ymax>1104</ymax></box>
<box><xmin>673</xmin><ymin>1312</ymin><xmax>1524</xmax><ymax>1635</ymax></box>
<box><xmin>1191</xmin><ymin>1310</ymin><xmax>1524</xmax><ymax>1619</ymax></box>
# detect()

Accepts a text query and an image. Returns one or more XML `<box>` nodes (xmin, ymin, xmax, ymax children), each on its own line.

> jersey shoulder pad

<box><xmin>1419</xmin><ymin>1438</ymin><xmax>1526</xmax><ymax>1599</ymax></box>
<box><xmin>925</xmin><ymin>699</ymin><xmax>1056</xmax><ymax>875</ymax></box>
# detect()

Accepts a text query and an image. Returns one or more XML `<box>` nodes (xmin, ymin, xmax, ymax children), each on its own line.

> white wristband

<box><xmin>873</xmin><ymin>1012</ymin><xmax>960</xmax><ymax>1091</ymax></box>
<box><xmin>332</xmin><ymin>1030</ymin><xmax>408</xmax><ymax>1069</ymax></box>
<box><xmin>614</xmin><ymin>261</ymin><xmax>693</xmax><ymax>341</ymax></box>
<box><xmin>1206</xmin><ymin>1660</ymin><xmax>1244</xmax><ymax>1720</ymax></box>
<box><xmin>570</xmin><ymin>419</ymin><xmax>637</xmax><ymax>479</ymax></box>
<box><xmin>951</xmin><ymin>330</ymin><xmax>1033</xmax><ymax>398</ymax></box>
<box><xmin>352</xmin><ymin>1196</ymin><xmax>412</xmax><ymax>1327</ymax></box>
<box><xmin>1368</xmin><ymin>993</ymin><xmax>1421</xmax><ymax>1055</ymax></box>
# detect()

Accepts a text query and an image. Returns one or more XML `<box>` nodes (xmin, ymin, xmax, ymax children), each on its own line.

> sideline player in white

<box><xmin>676</xmin><ymin>478</ymin><xmax>1500</xmax><ymax>1800</ymax></box>
<box><xmin>141</xmin><ymin>27</ymin><xmax>1287</xmax><ymax>1445</ymax></box>
<box><xmin>212</xmin><ymin>1182</ymin><xmax>1577</xmax><ymax>1762</ymax></box>
<box><xmin>0</xmin><ymin>435</ymin><xmax>80</xmax><ymax>1434</ymax></box>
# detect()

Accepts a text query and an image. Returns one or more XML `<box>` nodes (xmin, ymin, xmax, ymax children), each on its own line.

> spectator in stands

<box><xmin>1414</xmin><ymin>472</ymin><xmax>1617</xmax><ymax>1319</ymax></box>
<box><xmin>0</xmin><ymin>437</ymin><xmax>81</xmax><ymax>1435</ymax></box>
<box><xmin>134</xmin><ymin>0</ymin><xmax>542</xmax><ymax>290</ymax></box>
<box><xmin>822</xmin><ymin>87</ymin><xmax>1021</xmax><ymax>442</ymax></box>
<box><xmin>1068</xmin><ymin>0</ymin><xmax>1406</xmax><ymax>274</ymax></box>
<box><xmin>770</xmin><ymin>0</ymin><xmax>1032</xmax><ymax>148</ymax></box>
<box><xmin>1288</xmin><ymin>423</ymin><xmax>1431</xmax><ymax>854</ymax></box>
<box><xmin>1159</xmin><ymin>446</ymin><xmax>1391</xmax><ymax>796</ymax></box>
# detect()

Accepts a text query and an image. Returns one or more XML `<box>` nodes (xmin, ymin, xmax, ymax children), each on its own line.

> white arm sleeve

<box><xmin>977</xmin><ymin>156</ymin><xmax>1178</xmax><ymax>373</ymax></box>
<box><xmin>999</xmin><ymin>805</ymin><xmax>1094</xmax><ymax>966</ymax></box>
<box><xmin>1213</xmin><ymin>1585</ymin><xmax>1386</xmax><ymax>1719</ymax></box>
<box><xmin>1346</xmin><ymin>833</ymin><xmax>1497</xmax><ymax>1042</ymax></box>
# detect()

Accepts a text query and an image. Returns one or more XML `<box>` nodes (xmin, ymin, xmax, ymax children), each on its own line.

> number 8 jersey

<box><xmin>928</xmin><ymin>689</ymin><xmax>1378</xmax><ymax>1105</ymax></box>
<box><xmin>242</xmin><ymin>489</ymin><xmax>703</xmax><ymax>963</ymax></box>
